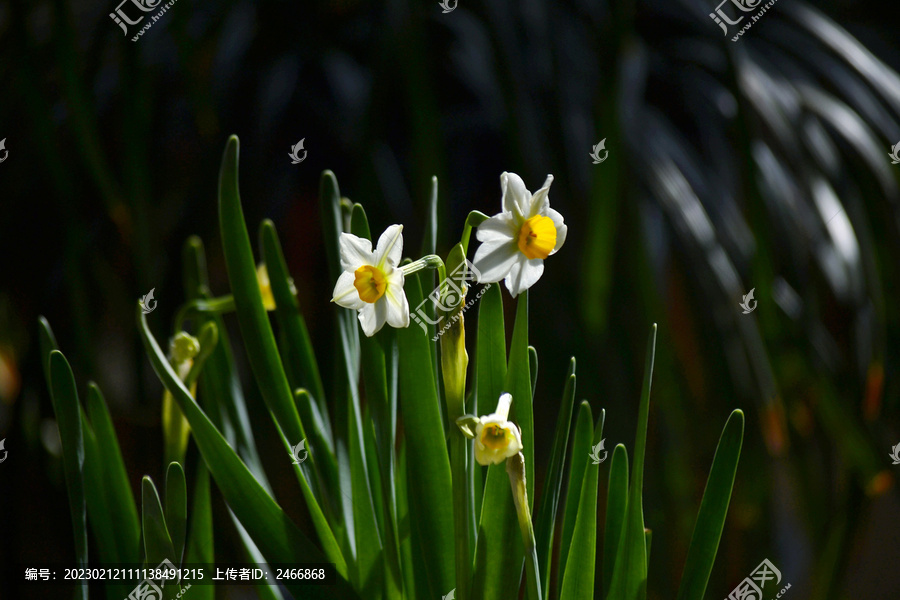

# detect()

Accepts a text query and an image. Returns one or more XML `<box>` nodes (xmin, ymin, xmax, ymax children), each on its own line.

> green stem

<box><xmin>173</xmin><ymin>295</ymin><xmax>235</xmax><ymax>330</ymax></box>
<box><xmin>460</xmin><ymin>211</ymin><xmax>490</xmax><ymax>255</ymax></box>
<box><xmin>400</xmin><ymin>254</ymin><xmax>444</xmax><ymax>276</ymax></box>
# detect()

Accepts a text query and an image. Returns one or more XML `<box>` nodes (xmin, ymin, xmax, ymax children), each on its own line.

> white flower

<box><xmin>474</xmin><ymin>393</ymin><xmax>523</xmax><ymax>466</ymax></box>
<box><xmin>331</xmin><ymin>224</ymin><xmax>410</xmax><ymax>337</ymax></box>
<box><xmin>472</xmin><ymin>172</ymin><xmax>567</xmax><ymax>297</ymax></box>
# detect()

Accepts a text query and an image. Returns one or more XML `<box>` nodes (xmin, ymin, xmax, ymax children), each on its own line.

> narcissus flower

<box><xmin>472</xmin><ymin>172</ymin><xmax>567</xmax><ymax>296</ymax></box>
<box><xmin>331</xmin><ymin>224</ymin><xmax>410</xmax><ymax>337</ymax></box>
<box><xmin>169</xmin><ymin>331</ymin><xmax>200</xmax><ymax>380</ymax></box>
<box><xmin>474</xmin><ymin>393</ymin><xmax>523</xmax><ymax>466</ymax></box>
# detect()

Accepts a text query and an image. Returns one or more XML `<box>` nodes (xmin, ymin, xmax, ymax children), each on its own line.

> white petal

<box><xmin>475</xmin><ymin>213</ymin><xmax>517</xmax><ymax>244</ymax></box>
<box><xmin>332</xmin><ymin>271</ymin><xmax>366</xmax><ymax>309</ymax></box>
<box><xmin>358</xmin><ymin>301</ymin><xmax>388</xmax><ymax>337</ymax></box>
<box><xmin>504</xmin><ymin>257</ymin><xmax>544</xmax><ymax>297</ymax></box>
<box><xmin>473</xmin><ymin>239</ymin><xmax>519</xmax><ymax>283</ymax></box>
<box><xmin>501</xmin><ymin>172</ymin><xmax>531</xmax><ymax>218</ymax></box>
<box><xmin>374</xmin><ymin>224</ymin><xmax>404</xmax><ymax>269</ymax></box>
<box><xmin>528</xmin><ymin>175</ymin><xmax>554</xmax><ymax>218</ymax></box>
<box><xmin>383</xmin><ymin>271</ymin><xmax>410</xmax><ymax>328</ymax></box>
<box><xmin>545</xmin><ymin>207</ymin><xmax>567</xmax><ymax>254</ymax></box>
<box><xmin>339</xmin><ymin>233</ymin><xmax>375</xmax><ymax>271</ymax></box>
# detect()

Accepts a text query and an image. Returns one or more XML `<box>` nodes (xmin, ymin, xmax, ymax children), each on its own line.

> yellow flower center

<box><xmin>480</xmin><ymin>424</ymin><xmax>511</xmax><ymax>450</ymax></box>
<box><xmin>517</xmin><ymin>215</ymin><xmax>557</xmax><ymax>260</ymax></box>
<box><xmin>354</xmin><ymin>265</ymin><xmax>387</xmax><ymax>303</ymax></box>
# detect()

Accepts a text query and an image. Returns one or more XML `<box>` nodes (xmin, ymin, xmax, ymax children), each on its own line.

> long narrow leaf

<box><xmin>184</xmin><ymin>463</ymin><xmax>213</xmax><ymax>600</ymax></box>
<box><xmin>47</xmin><ymin>350</ymin><xmax>87</xmax><ymax>600</ymax></box>
<box><xmin>559</xmin><ymin>410</ymin><xmax>605</xmax><ymax>600</ymax></box>
<box><xmin>397</xmin><ymin>272</ymin><xmax>454</xmax><ymax>599</ymax></box>
<box><xmin>607</xmin><ymin>324</ymin><xmax>657</xmax><ymax>600</ymax></box>
<box><xmin>534</xmin><ymin>359</ymin><xmax>576</xmax><ymax>598</ymax></box>
<box><xmin>142</xmin><ymin>476</ymin><xmax>176</xmax><ymax>570</ymax></box>
<box><xmin>259</xmin><ymin>219</ymin><xmax>330</xmax><ymax>436</ymax></box>
<box><xmin>165</xmin><ymin>462</ymin><xmax>187</xmax><ymax>565</ymax></box>
<box><xmin>676</xmin><ymin>410</ymin><xmax>745</xmax><ymax>600</ymax></box>
<box><xmin>559</xmin><ymin>401</ymin><xmax>593</xmax><ymax>585</ymax></box>
<box><xmin>603</xmin><ymin>444</ymin><xmax>629</xmax><ymax>597</ymax></box>
<box><xmin>218</xmin><ymin>136</ymin><xmax>343</xmax><ymax>565</ymax></box>
<box><xmin>85</xmin><ymin>383</ymin><xmax>140</xmax><ymax>564</ymax></box>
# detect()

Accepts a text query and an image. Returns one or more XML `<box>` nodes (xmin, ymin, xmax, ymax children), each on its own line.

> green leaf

<box><xmin>559</xmin><ymin>401</ymin><xmax>593</xmax><ymax>585</ymax></box>
<box><xmin>603</xmin><ymin>444</ymin><xmax>629</xmax><ymax>597</ymax></box>
<box><xmin>397</xmin><ymin>272</ymin><xmax>455</xmax><ymax>599</ymax></box>
<box><xmin>38</xmin><ymin>316</ymin><xmax>59</xmax><ymax>381</ymax></box>
<box><xmin>645</xmin><ymin>530</ymin><xmax>652</xmax><ymax>567</ymax></box>
<box><xmin>142</xmin><ymin>476</ymin><xmax>176</xmax><ymax>568</ymax></box>
<box><xmin>319</xmin><ymin>169</ymin><xmax>360</xmax><ymax>562</ymax></box>
<box><xmin>218</xmin><ymin>136</ymin><xmax>343</xmax><ymax>564</ymax></box>
<box><xmin>259</xmin><ymin>219</ymin><xmax>330</xmax><ymax>434</ymax></box>
<box><xmin>396</xmin><ymin>440</ymin><xmax>418</xmax><ymax>599</ymax></box>
<box><xmin>138</xmin><ymin>307</ymin><xmax>359</xmax><ymax>600</ymax></box>
<box><xmin>676</xmin><ymin>409</ymin><xmax>745</xmax><ymax>600</ymax></box>
<box><xmin>261</xmin><ymin>220</ymin><xmax>341</xmax><ymax>517</ymax></box>
<box><xmin>184</xmin><ymin>463</ymin><xmax>214</xmax><ymax>600</ymax></box>
<box><xmin>471</xmin><ymin>282</ymin><xmax>521</xmax><ymax>600</ymax></box>
<box><xmin>475</xmin><ymin>284</ymin><xmax>506</xmax><ymax>416</ymax></box>
<box><xmin>507</xmin><ymin>293</ymin><xmax>534</xmax><ymax>504</ymax></box>
<box><xmin>559</xmin><ymin>409</ymin><xmax>605</xmax><ymax>600</ymax></box>
<box><xmin>535</xmin><ymin>358</ymin><xmax>576</xmax><ymax>598</ymax></box>
<box><xmin>80</xmin><ymin>405</ymin><xmax>118</xmax><ymax>564</ymax></box>
<box><xmin>85</xmin><ymin>383</ymin><xmax>140</xmax><ymax>564</ymax></box>
<box><xmin>47</xmin><ymin>350</ymin><xmax>87</xmax><ymax>600</ymax></box>
<box><xmin>607</xmin><ymin>324</ymin><xmax>657</xmax><ymax>600</ymax></box>
<box><xmin>165</xmin><ymin>462</ymin><xmax>188</xmax><ymax>565</ymax></box>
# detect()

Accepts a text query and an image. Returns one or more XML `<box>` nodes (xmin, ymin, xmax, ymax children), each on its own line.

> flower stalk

<box><xmin>507</xmin><ymin>451</ymin><xmax>543</xmax><ymax>600</ymax></box>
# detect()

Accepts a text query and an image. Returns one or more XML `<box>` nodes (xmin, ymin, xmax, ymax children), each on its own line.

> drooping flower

<box><xmin>169</xmin><ymin>331</ymin><xmax>200</xmax><ymax>380</ymax></box>
<box><xmin>331</xmin><ymin>224</ymin><xmax>410</xmax><ymax>337</ymax></box>
<box><xmin>472</xmin><ymin>172</ymin><xmax>567</xmax><ymax>296</ymax></box>
<box><xmin>473</xmin><ymin>393</ymin><xmax>523</xmax><ymax>466</ymax></box>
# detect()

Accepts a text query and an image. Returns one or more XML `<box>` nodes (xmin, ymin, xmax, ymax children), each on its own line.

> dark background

<box><xmin>2</xmin><ymin>0</ymin><xmax>900</xmax><ymax>597</ymax></box>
